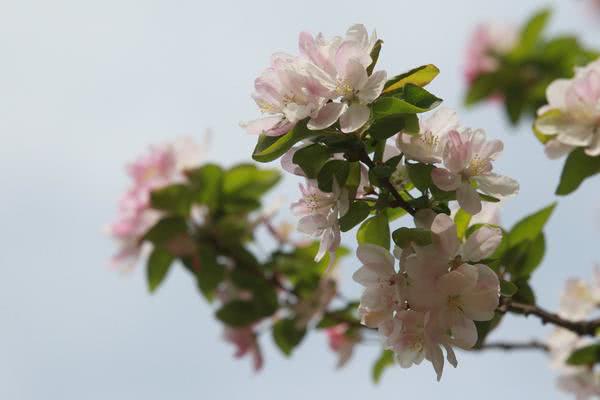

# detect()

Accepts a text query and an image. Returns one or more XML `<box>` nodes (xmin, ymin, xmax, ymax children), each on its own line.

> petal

<box><xmin>241</xmin><ymin>116</ymin><xmax>282</xmax><ymax>135</ymax></box>
<box><xmin>340</xmin><ymin>103</ymin><xmax>370</xmax><ymax>133</ymax></box>
<box><xmin>556</xmin><ymin>124</ymin><xmax>594</xmax><ymax>146</ymax></box>
<box><xmin>456</xmin><ymin>182</ymin><xmax>482</xmax><ymax>215</ymax></box>
<box><xmin>308</xmin><ymin>102</ymin><xmax>346</xmax><ymax>130</ymax></box>
<box><xmin>358</xmin><ymin>70</ymin><xmax>387</xmax><ymax>104</ymax></box>
<box><xmin>342</xmin><ymin>59</ymin><xmax>369</xmax><ymax>91</ymax></box>
<box><xmin>474</xmin><ymin>173</ymin><xmax>519</xmax><ymax>197</ymax></box>
<box><xmin>431</xmin><ymin>213</ymin><xmax>460</xmax><ymax>257</ymax></box>
<box><xmin>431</xmin><ymin>167</ymin><xmax>461</xmax><ymax>191</ymax></box>
<box><xmin>461</xmin><ymin>226</ymin><xmax>503</xmax><ymax>262</ymax></box>
<box><xmin>422</xmin><ymin>107</ymin><xmax>460</xmax><ymax>137</ymax></box>
<box><xmin>545</xmin><ymin>79</ymin><xmax>571</xmax><ymax>110</ymax></box>
<box><xmin>544</xmin><ymin>139</ymin><xmax>574</xmax><ymax>159</ymax></box>
<box><xmin>450</xmin><ymin>316</ymin><xmax>478</xmax><ymax>349</ymax></box>
<box><xmin>585</xmin><ymin>134</ymin><xmax>600</xmax><ymax>157</ymax></box>
<box><xmin>297</xmin><ymin>214</ymin><xmax>327</xmax><ymax>235</ymax></box>
<box><xmin>444</xmin><ymin>130</ymin><xmax>471</xmax><ymax>172</ymax></box>
<box><xmin>438</xmin><ymin>264</ymin><xmax>478</xmax><ymax>297</ymax></box>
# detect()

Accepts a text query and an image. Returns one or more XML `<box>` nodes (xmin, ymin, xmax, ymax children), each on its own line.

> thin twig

<box><xmin>500</xmin><ymin>298</ymin><xmax>600</xmax><ymax>337</ymax></box>
<box><xmin>475</xmin><ymin>340</ymin><xmax>549</xmax><ymax>352</ymax></box>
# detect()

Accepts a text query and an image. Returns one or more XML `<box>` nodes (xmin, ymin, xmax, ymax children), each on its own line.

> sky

<box><xmin>0</xmin><ymin>0</ymin><xmax>599</xmax><ymax>399</ymax></box>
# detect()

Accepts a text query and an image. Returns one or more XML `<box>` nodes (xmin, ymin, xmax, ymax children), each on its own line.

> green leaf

<box><xmin>556</xmin><ymin>148</ymin><xmax>600</xmax><ymax>196</ymax></box>
<box><xmin>512</xmin><ymin>279</ymin><xmax>536</xmax><ymax>305</ymax></box>
<box><xmin>474</xmin><ymin>312</ymin><xmax>504</xmax><ymax>348</ymax></box>
<box><xmin>357</xmin><ymin>213</ymin><xmax>390</xmax><ymax>250</ymax></box>
<box><xmin>150</xmin><ymin>184</ymin><xmax>193</xmax><ymax>216</ymax></box>
<box><xmin>465</xmin><ymin>73</ymin><xmax>500</xmax><ymax>105</ymax></box>
<box><xmin>392</xmin><ymin>227</ymin><xmax>432</xmax><ymax>248</ymax></box>
<box><xmin>252</xmin><ymin>120</ymin><xmax>317</xmax><ymax>162</ymax></box>
<box><xmin>383</xmin><ymin>64</ymin><xmax>440</xmax><ymax>94</ymax></box>
<box><xmin>367</xmin><ymin>39</ymin><xmax>383</xmax><ymax>75</ymax></box>
<box><xmin>223</xmin><ymin>164</ymin><xmax>280</xmax><ymax>198</ymax></box>
<box><xmin>369</xmin><ymin>114</ymin><xmax>419</xmax><ymax>140</ymax></box>
<box><xmin>508</xmin><ymin>203</ymin><xmax>556</xmax><ymax>247</ymax></box>
<box><xmin>454</xmin><ymin>209</ymin><xmax>472</xmax><ymax>240</ymax></box>
<box><xmin>372</xmin><ymin>350</ymin><xmax>394</xmax><ymax>384</ymax></box>
<box><xmin>143</xmin><ymin>216</ymin><xmax>188</xmax><ymax>247</ymax></box>
<box><xmin>186</xmin><ymin>164</ymin><xmax>224</xmax><ymax>210</ymax></box>
<box><xmin>272</xmin><ymin>318</ymin><xmax>307</xmax><ymax>356</ymax></box>
<box><xmin>317</xmin><ymin>159</ymin><xmax>350</xmax><ymax>192</ymax></box>
<box><xmin>193</xmin><ymin>245</ymin><xmax>225</xmax><ymax>301</ymax></box>
<box><xmin>292</xmin><ymin>143</ymin><xmax>330</xmax><ymax>178</ymax></box>
<box><xmin>374</xmin><ymin>86</ymin><xmax>441</xmax><ymax>116</ymax></box>
<box><xmin>146</xmin><ymin>248</ymin><xmax>174</xmax><ymax>293</ymax></box>
<box><xmin>518</xmin><ymin>233</ymin><xmax>546</xmax><ymax>278</ymax></box>
<box><xmin>406</xmin><ymin>163</ymin><xmax>433</xmax><ymax>192</ymax></box>
<box><xmin>339</xmin><ymin>201</ymin><xmax>372</xmax><ymax>232</ymax></box>
<box><xmin>511</xmin><ymin>9</ymin><xmax>551</xmax><ymax>59</ymax></box>
<box><xmin>567</xmin><ymin>343</ymin><xmax>600</xmax><ymax>366</ymax></box>
<box><xmin>216</xmin><ymin>299</ymin><xmax>275</xmax><ymax>327</ymax></box>
<box><xmin>500</xmin><ymin>280</ymin><xmax>518</xmax><ymax>297</ymax></box>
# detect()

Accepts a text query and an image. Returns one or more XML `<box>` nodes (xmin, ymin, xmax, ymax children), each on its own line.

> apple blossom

<box><xmin>431</xmin><ymin>128</ymin><xmax>519</xmax><ymax>215</ymax></box>
<box><xmin>557</xmin><ymin>371</ymin><xmax>600</xmax><ymax>400</ymax></box>
<box><xmin>243</xmin><ymin>54</ymin><xmax>329</xmax><ymax>137</ymax></box>
<box><xmin>291</xmin><ymin>180</ymin><xmax>349</xmax><ymax>262</ymax></box>
<box><xmin>325</xmin><ymin>324</ymin><xmax>361</xmax><ymax>368</ymax></box>
<box><xmin>352</xmin><ymin>244</ymin><xmax>407</xmax><ymax>328</ymax></box>
<box><xmin>464</xmin><ymin>22</ymin><xmax>518</xmax><ymax>83</ymax></box>
<box><xmin>535</xmin><ymin>58</ymin><xmax>600</xmax><ymax>158</ymax></box>
<box><xmin>107</xmin><ymin>138</ymin><xmax>202</xmax><ymax>268</ymax></box>
<box><xmin>294</xmin><ymin>277</ymin><xmax>337</xmax><ymax>327</ymax></box>
<box><xmin>396</xmin><ymin>108</ymin><xmax>460</xmax><ymax>164</ymax></box>
<box><xmin>223</xmin><ymin>326</ymin><xmax>264</xmax><ymax>372</ymax></box>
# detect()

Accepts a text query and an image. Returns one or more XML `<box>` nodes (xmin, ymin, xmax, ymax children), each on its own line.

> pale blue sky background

<box><xmin>0</xmin><ymin>1</ymin><xmax>599</xmax><ymax>399</ymax></box>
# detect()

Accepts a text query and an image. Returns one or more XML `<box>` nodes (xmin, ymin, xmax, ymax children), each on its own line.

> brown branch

<box><xmin>500</xmin><ymin>298</ymin><xmax>600</xmax><ymax>337</ymax></box>
<box><xmin>358</xmin><ymin>148</ymin><xmax>416</xmax><ymax>216</ymax></box>
<box><xmin>475</xmin><ymin>340</ymin><xmax>549</xmax><ymax>352</ymax></box>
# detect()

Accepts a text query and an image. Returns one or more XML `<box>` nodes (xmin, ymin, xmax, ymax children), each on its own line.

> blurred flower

<box><xmin>107</xmin><ymin>138</ymin><xmax>202</xmax><ymax>268</ymax></box>
<box><xmin>464</xmin><ymin>22</ymin><xmax>518</xmax><ymax>83</ymax></box>
<box><xmin>223</xmin><ymin>326</ymin><xmax>264</xmax><ymax>372</ymax></box>
<box><xmin>325</xmin><ymin>324</ymin><xmax>361</xmax><ymax>368</ymax></box>
<box><xmin>535</xmin><ymin>58</ymin><xmax>600</xmax><ymax>159</ymax></box>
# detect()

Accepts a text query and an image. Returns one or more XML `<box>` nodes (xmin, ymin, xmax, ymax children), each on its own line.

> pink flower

<box><xmin>431</xmin><ymin>129</ymin><xmax>519</xmax><ymax>215</ymax></box>
<box><xmin>107</xmin><ymin>138</ymin><xmax>202</xmax><ymax>268</ymax></box>
<box><xmin>223</xmin><ymin>326</ymin><xmax>264</xmax><ymax>372</ymax></box>
<box><xmin>464</xmin><ymin>22</ymin><xmax>518</xmax><ymax>83</ymax></box>
<box><xmin>325</xmin><ymin>324</ymin><xmax>360</xmax><ymax>368</ymax></box>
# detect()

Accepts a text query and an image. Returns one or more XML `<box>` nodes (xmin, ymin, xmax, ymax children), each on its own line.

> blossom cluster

<box><xmin>547</xmin><ymin>268</ymin><xmax>600</xmax><ymax>399</ymax></box>
<box><xmin>535</xmin><ymin>58</ymin><xmax>600</xmax><ymax>159</ymax></box>
<box><xmin>107</xmin><ymin>138</ymin><xmax>202</xmax><ymax>268</ymax></box>
<box><xmin>353</xmin><ymin>213</ymin><xmax>502</xmax><ymax>380</ymax></box>
<box><xmin>244</xmin><ymin>24</ymin><xmax>384</xmax><ymax>136</ymax></box>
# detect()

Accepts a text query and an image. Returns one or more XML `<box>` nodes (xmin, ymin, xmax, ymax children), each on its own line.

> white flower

<box><xmin>308</xmin><ymin>59</ymin><xmax>387</xmax><ymax>133</ymax></box>
<box><xmin>431</xmin><ymin>129</ymin><xmax>519</xmax><ymax>215</ymax></box>
<box><xmin>557</xmin><ymin>371</ymin><xmax>600</xmax><ymax>400</ymax></box>
<box><xmin>292</xmin><ymin>180</ymin><xmax>348</xmax><ymax>262</ymax></box>
<box><xmin>396</xmin><ymin>108</ymin><xmax>460</xmax><ymax>164</ymax></box>
<box><xmin>352</xmin><ymin>244</ymin><xmax>406</xmax><ymax>328</ymax></box>
<box><xmin>535</xmin><ymin>58</ymin><xmax>600</xmax><ymax>158</ymax></box>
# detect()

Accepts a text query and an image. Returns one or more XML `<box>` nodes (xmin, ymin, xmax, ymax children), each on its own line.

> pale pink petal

<box><xmin>461</xmin><ymin>226</ymin><xmax>502</xmax><ymax>262</ymax></box>
<box><xmin>474</xmin><ymin>173</ymin><xmax>519</xmax><ymax>197</ymax></box>
<box><xmin>431</xmin><ymin>168</ymin><xmax>461</xmax><ymax>191</ymax></box>
<box><xmin>544</xmin><ymin>139</ymin><xmax>574</xmax><ymax>159</ymax></box>
<box><xmin>456</xmin><ymin>182</ymin><xmax>482</xmax><ymax>215</ymax></box>
<box><xmin>340</xmin><ymin>103</ymin><xmax>370</xmax><ymax>133</ymax></box>
<box><xmin>431</xmin><ymin>213</ymin><xmax>460</xmax><ymax>257</ymax></box>
<box><xmin>358</xmin><ymin>70</ymin><xmax>387</xmax><ymax>104</ymax></box>
<box><xmin>308</xmin><ymin>102</ymin><xmax>346</xmax><ymax>130</ymax></box>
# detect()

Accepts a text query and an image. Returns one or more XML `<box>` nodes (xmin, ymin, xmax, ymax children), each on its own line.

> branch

<box><xmin>358</xmin><ymin>148</ymin><xmax>416</xmax><ymax>216</ymax></box>
<box><xmin>475</xmin><ymin>340</ymin><xmax>549</xmax><ymax>352</ymax></box>
<box><xmin>500</xmin><ymin>298</ymin><xmax>600</xmax><ymax>337</ymax></box>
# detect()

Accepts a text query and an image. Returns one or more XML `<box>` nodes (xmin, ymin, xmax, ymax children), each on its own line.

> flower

<box><xmin>557</xmin><ymin>371</ymin><xmax>600</xmax><ymax>400</ymax></box>
<box><xmin>294</xmin><ymin>277</ymin><xmax>337</xmax><ymax>327</ymax></box>
<box><xmin>382</xmin><ymin>310</ymin><xmax>457</xmax><ymax>381</ymax></box>
<box><xmin>223</xmin><ymin>326</ymin><xmax>264</xmax><ymax>372</ymax></box>
<box><xmin>396</xmin><ymin>108</ymin><xmax>460</xmax><ymax>164</ymax></box>
<box><xmin>107</xmin><ymin>138</ymin><xmax>202</xmax><ymax>268</ymax></box>
<box><xmin>464</xmin><ymin>22</ymin><xmax>518</xmax><ymax>83</ymax></box>
<box><xmin>291</xmin><ymin>180</ymin><xmax>348</xmax><ymax>262</ymax></box>
<box><xmin>352</xmin><ymin>244</ymin><xmax>406</xmax><ymax>328</ymax></box>
<box><xmin>325</xmin><ymin>324</ymin><xmax>361</xmax><ymax>368</ymax></box>
<box><xmin>431</xmin><ymin>128</ymin><xmax>519</xmax><ymax>215</ymax></box>
<box><xmin>243</xmin><ymin>54</ymin><xmax>329</xmax><ymax>137</ymax></box>
<box><xmin>535</xmin><ymin>58</ymin><xmax>600</xmax><ymax>158</ymax></box>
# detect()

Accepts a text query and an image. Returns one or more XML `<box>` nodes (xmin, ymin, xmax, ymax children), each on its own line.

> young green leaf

<box><xmin>357</xmin><ymin>213</ymin><xmax>390</xmax><ymax>250</ymax></box>
<box><xmin>383</xmin><ymin>64</ymin><xmax>440</xmax><ymax>94</ymax></box>
<box><xmin>556</xmin><ymin>148</ymin><xmax>600</xmax><ymax>196</ymax></box>
<box><xmin>147</xmin><ymin>248</ymin><xmax>174</xmax><ymax>293</ymax></box>
<box><xmin>292</xmin><ymin>143</ymin><xmax>331</xmax><ymax>178</ymax></box>
<box><xmin>339</xmin><ymin>201</ymin><xmax>372</xmax><ymax>232</ymax></box>
<box><xmin>392</xmin><ymin>227</ymin><xmax>432</xmax><ymax>248</ymax></box>
<box><xmin>272</xmin><ymin>318</ymin><xmax>307</xmax><ymax>356</ymax></box>
<box><xmin>372</xmin><ymin>350</ymin><xmax>394</xmax><ymax>383</ymax></box>
<box><xmin>252</xmin><ymin>120</ymin><xmax>316</xmax><ymax>162</ymax></box>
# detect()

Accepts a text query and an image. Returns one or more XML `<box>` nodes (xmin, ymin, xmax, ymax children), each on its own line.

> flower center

<box><xmin>335</xmin><ymin>79</ymin><xmax>356</xmax><ymax>99</ymax></box>
<box><xmin>464</xmin><ymin>155</ymin><xmax>488</xmax><ymax>177</ymax></box>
